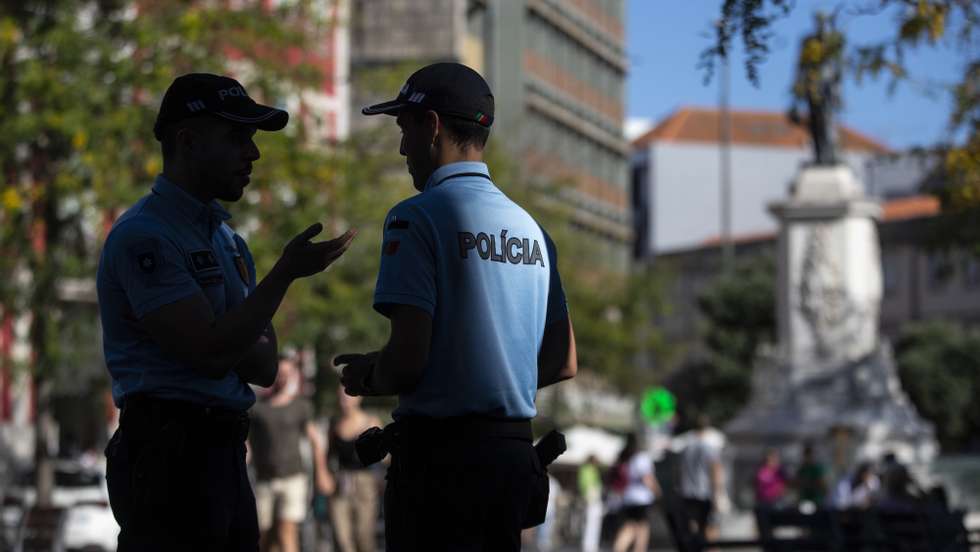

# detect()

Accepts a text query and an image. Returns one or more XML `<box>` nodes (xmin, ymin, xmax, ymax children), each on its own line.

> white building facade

<box><xmin>632</xmin><ymin>108</ymin><xmax>889</xmax><ymax>256</ymax></box>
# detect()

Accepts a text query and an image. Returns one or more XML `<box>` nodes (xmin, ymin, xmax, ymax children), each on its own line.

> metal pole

<box><xmin>720</xmin><ymin>54</ymin><xmax>734</xmax><ymax>271</ymax></box>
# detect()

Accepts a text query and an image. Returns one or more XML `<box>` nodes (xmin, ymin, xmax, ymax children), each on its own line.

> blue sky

<box><xmin>625</xmin><ymin>1</ymin><xmax>970</xmax><ymax>149</ymax></box>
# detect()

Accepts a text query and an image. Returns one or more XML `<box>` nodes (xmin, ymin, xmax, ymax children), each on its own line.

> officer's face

<box><xmin>396</xmin><ymin>110</ymin><xmax>437</xmax><ymax>191</ymax></box>
<box><xmin>186</xmin><ymin>117</ymin><xmax>261</xmax><ymax>202</ymax></box>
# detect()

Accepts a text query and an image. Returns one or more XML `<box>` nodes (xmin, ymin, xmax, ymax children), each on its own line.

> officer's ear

<box><xmin>173</xmin><ymin>124</ymin><xmax>199</xmax><ymax>159</ymax></box>
<box><xmin>173</xmin><ymin>117</ymin><xmax>214</xmax><ymax>159</ymax></box>
<box><xmin>423</xmin><ymin>109</ymin><xmax>440</xmax><ymax>145</ymax></box>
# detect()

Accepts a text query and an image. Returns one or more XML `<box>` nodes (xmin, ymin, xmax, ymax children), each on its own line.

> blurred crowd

<box><xmin>753</xmin><ymin>443</ymin><xmax>945</xmax><ymax>514</ymax></box>
<box><xmin>521</xmin><ymin>414</ymin><xmax>953</xmax><ymax>552</ymax></box>
<box><xmin>1</xmin><ymin>364</ymin><xmax>957</xmax><ymax>552</ymax></box>
<box><xmin>247</xmin><ymin>353</ymin><xmax>385</xmax><ymax>552</ymax></box>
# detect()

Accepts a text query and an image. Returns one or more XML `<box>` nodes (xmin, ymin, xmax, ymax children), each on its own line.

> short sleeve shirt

<box><xmin>623</xmin><ymin>452</ymin><xmax>656</xmax><ymax>506</ymax></box>
<box><xmin>373</xmin><ymin>162</ymin><xmax>568</xmax><ymax>419</ymax></box>
<box><xmin>679</xmin><ymin>434</ymin><xmax>722</xmax><ymax>500</ymax></box>
<box><xmin>248</xmin><ymin>398</ymin><xmax>313</xmax><ymax>480</ymax></box>
<box><xmin>96</xmin><ymin>176</ymin><xmax>257</xmax><ymax>411</ymax></box>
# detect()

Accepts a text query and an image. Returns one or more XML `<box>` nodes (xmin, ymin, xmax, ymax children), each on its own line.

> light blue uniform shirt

<box><xmin>97</xmin><ymin>176</ymin><xmax>257</xmax><ymax>411</ymax></box>
<box><xmin>374</xmin><ymin>162</ymin><xmax>568</xmax><ymax>419</ymax></box>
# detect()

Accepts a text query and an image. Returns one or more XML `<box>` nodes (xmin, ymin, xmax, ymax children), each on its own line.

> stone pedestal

<box><xmin>725</xmin><ymin>165</ymin><xmax>936</xmax><ymax>505</ymax></box>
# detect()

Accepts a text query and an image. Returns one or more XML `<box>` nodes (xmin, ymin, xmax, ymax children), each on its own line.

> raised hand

<box><xmin>335</xmin><ymin>352</ymin><xmax>380</xmax><ymax>396</ymax></box>
<box><xmin>278</xmin><ymin>224</ymin><xmax>356</xmax><ymax>280</ymax></box>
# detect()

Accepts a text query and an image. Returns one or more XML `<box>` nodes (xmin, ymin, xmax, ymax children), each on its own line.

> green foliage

<box><xmin>668</xmin><ymin>255</ymin><xmax>775</xmax><ymax>426</ymax></box>
<box><xmin>0</xmin><ymin>0</ymin><xmax>341</xmax><ymax>499</ymax></box>
<box><xmin>895</xmin><ymin>320</ymin><xmax>980</xmax><ymax>451</ymax></box>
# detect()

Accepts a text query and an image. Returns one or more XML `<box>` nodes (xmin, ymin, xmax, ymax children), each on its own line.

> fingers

<box><xmin>291</xmin><ymin>222</ymin><xmax>324</xmax><ymax>245</ymax></box>
<box><xmin>340</xmin><ymin>366</ymin><xmax>363</xmax><ymax>396</ymax></box>
<box><xmin>334</xmin><ymin>353</ymin><xmax>363</xmax><ymax>366</ymax></box>
<box><xmin>321</xmin><ymin>228</ymin><xmax>357</xmax><ymax>252</ymax></box>
<box><xmin>306</xmin><ymin>238</ymin><xmax>353</xmax><ymax>264</ymax></box>
<box><xmin>333</xmin><ymin>228</ymin><xmax>357</xmax><ymax>247</ymax></box>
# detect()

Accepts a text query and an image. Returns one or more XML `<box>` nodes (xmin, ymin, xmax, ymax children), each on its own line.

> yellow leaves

<box><xmin>0</xmin><ymin>18</ymin><xmax>20</xmax><ymax>49</ymax></box>
<box><xmin>943</xmin><ymin>140</ymin><xmax>980</xmax><ymax>210</ymax></box>
<box><xmin>1</xmin><ymin>188</ymin><xmax>22</xmax><ymax>212</ymax></box>
<box><xmin>180</xmin><ymin>9</ymin><xmax>203</xmax><ymax>35</ymax></box>
<box><xmin>72</xmin><ymin>130</ymin><xmax>88</xmax><ymax>150</ymax></box>
<box><xmin>902</xmin><ymin>0</ymin><xmax>948</xmax><ymax>45</ymax></box>
<box><xmin>801</xmin><ymin>38</ymin><xmax>824</xmax><ymax>65</ymax></box>
<box><xmin>929</xmin><ymin>9</ymin><xmax>947</xmax><ymax>41</ymax></box>
<box><xmin>144</xmin><ymin>156</ymin><xmax>161</xmax><ymax>177</ymax></box>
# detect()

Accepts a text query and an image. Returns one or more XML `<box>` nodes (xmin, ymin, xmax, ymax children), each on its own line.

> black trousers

<box><xmin>105</xmin><ymin>396</ymin><xmax>258</xmax><ymax>552</ymax></box>
<box><xmin>382</xmin><ymin>417</ymin><xmax>548</xmax><ymax>552</ymax></box>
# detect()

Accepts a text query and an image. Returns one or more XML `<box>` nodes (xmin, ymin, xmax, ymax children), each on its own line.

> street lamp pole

<box><xmin>719</xmin><ymin>53</ymin><xmax>734</xmax><ymax>271</ymax></box>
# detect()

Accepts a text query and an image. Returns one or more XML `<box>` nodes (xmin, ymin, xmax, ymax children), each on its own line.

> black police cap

<box><xmin>362</xmin><ymin>62</ymin><xmax>494</xmax><ymax>127</ymax></box>
<box><xmin>153</xmin><ymin>73</ymin><xmax>289</xmax><ymax>140</ymax></box>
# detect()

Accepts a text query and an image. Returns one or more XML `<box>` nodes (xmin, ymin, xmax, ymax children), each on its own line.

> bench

<box><xmin>662</xmin><ymin>503</ymin><xmax>972</xmax><ymax>552</ymax></box>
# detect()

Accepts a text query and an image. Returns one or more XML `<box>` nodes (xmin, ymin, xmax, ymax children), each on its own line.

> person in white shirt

<box><xmin>612</xmin><ymin>433</ymin><xmax>660</xmax><ymax>552</ymax></box>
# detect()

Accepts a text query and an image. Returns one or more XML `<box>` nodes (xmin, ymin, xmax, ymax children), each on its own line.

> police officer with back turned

<box><xmin>336</xmin><ymin>62</ymin><xmax>578</xmax><ymax>551</ymax></box>
<box><xmin>97</xmin><ymin>73</ymin><xmax>355</xmax><ymax>551</ymax></box>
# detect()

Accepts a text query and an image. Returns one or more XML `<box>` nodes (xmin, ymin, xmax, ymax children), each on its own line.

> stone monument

<box><xmin>725</xmin><ymin>14</ymin><xmax>936</xmax><ymax>504</ymax></box>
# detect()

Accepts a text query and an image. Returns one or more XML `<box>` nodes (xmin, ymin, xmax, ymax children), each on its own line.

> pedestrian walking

<box><xmin>678</xmin><ymin>415</ymin><xmax>725</xmax><ymax>542</ymax></box>
<box><xmin>249</xmin><ymin>355</ymin><xmax>332</xmax><ymax>552</ymax></box>
<box><xmin>754</xmin><ymin>449</ymin><xmax>789</xmax><ymax>508</ymax></box>
<box><xmin>326</xmin><ymin>385</ymin><xmax>382</xmax><ymax>552</ymax></box>
<box><xmin>612</xmin><ymin>434</ymin><xmax>659</xmax><ymax>552</ymax></box>
<box><xmin>578</xmin><ymin>454</ymin><xmax>604</xmax><ymax>552</ymax></box>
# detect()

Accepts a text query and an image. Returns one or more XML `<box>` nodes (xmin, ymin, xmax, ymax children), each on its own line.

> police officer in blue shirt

<box><xmin>97</xmin><ymin>73</ymin><xmax>355</xmax><ymax>551</ymax></box>
<box><xmin>336</xmin><ymin>62</ymin><xmax>578</xmax><ymax>551</ymax></box>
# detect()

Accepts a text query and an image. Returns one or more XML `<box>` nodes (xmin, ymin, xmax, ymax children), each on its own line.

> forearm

<box><xmin>231</xmin><ymin>325</ymin><xmax>278</xmax><ymax>387</ymax></box>
<box><xmin>206</xmin><ymin>263</ymin><xmax>293</xmax><ymax>357</ymax></box>
<box><xmin>313</xmin><ymin>443</ymin><xmax>330</xmax><ymax>479</ymax></box>
<box><xmin>309</xmin><ymin>427</ymin><xmax>326</xmax><ymax>473</ymax></box>
<box><xmin>537</xmin><ymin>318</ymin><xmax>577</xmax><ymax>389</ymax></box>
<box><xmin>370</xmin><ymin>343</ymin><xmax>425</xmax><ymax>396</ymax></box>
<box><xmin>712</xmin><ymin>462</ymin><xmax>724</xmax><ymax>495</ymax></box>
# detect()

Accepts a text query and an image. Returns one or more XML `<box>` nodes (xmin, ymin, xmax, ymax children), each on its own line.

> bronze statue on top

<box><xmin>789</xmin><ymin>12</ymin><xmax>845</xmax><ymax>166</ymax></box>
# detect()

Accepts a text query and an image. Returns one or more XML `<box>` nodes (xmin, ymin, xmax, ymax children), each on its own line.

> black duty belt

<box><xmin>395</xmin><ymin>415</ymin><xmax>533</xmax><ymax>442</ymax></box>
<box><xmin>122</xmin><ymin>394</ymin><xmax>246</xmax><ymax>427</ymax></box>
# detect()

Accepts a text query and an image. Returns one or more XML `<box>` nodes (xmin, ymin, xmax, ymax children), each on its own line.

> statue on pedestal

<box><xmin>724</xmin><ymin>13</ymin><xmax>936</xmax><ymax>504</ymax></box>
<box><xmin>789</xmin><ymin>12</ymin><xmax>844</xmax><ymax>166</ymax></box>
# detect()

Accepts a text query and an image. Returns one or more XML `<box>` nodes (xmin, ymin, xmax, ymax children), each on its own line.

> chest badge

<box><xmin>190</xmin><ymin>249</ymin><xmax>219</xmax><ymax>271</ymax></box>
<box><xmin>234</xmin><ymin>255</ymin><xmax>250</xmax><ymax>287</ymax></box>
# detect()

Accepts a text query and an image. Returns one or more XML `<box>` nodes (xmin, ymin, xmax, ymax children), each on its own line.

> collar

<box><xmin>423</xmin><ymin>161</ymin><xmax>491</xmax><ymax>192</ymax></box>
<box><xmin>151</xmin><ymin>175</ymin><xmax>231</xmax><ymax>233</ymax></box>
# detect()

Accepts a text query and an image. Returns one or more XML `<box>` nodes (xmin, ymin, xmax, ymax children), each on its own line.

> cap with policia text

<box><xmin>362</xmin><ymin>62</ymin><xmax>494</xmax><ymax>127</ymax></box>
<box><xmin>153</xmin><ymin>73</ymin><xmax>289</xmax><ymax>140</ymax></box>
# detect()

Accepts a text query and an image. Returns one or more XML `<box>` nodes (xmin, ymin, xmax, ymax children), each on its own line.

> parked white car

<box><xmin>6</xmin><ymin>459</ymin><xmax>119</xmax><ymax>552</ymax></box>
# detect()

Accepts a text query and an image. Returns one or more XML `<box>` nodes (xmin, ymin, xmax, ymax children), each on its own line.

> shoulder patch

<box><xmin>190</xmin><ymin>249</ymin><xmax>219</xmax><ymax>272</ymax></box>
<box><xmin>383</xmin><ymin>241</ymin><xmax>401</xmax><ymax>256</ymax></box>
<box><xmin>125</xmin><ymin>238</ymin><xmax>162</xmax><ymax>276</ymax></box>
<box><xmin>387</xmin><ymin>217</ymin><xmax>411</xmax><ymax>231</ymax></box>
<box><xmin>136</xmin><ymin>251</ymin><xmax>157</xmax><ymax>273</ymax></box>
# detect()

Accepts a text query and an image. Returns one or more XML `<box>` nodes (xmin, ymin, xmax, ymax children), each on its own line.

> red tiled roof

<box><xmin>697</xmin><ymin>195</ymin><xmax>941</xmax><ymax>247</ymax></box>
<box><xmin>881</xmin><ymin>194</ymin><xmax>940</xmax><ymax>221</ymax></box>
<box><xmin>633</xmin><ymin>107</ymin><xmax>890</xmax><ymax>153</ymax></box>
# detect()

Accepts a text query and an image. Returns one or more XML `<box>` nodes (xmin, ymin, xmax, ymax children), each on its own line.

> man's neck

<box><xmin>435</xmin><ymin>146</ymin><xmax>483</xmax><ymax>167</ymax></box>
<box><xmin>162</xmin><ymin>166</ymin><xmax>211</xmax><ymax>204</ymax></box>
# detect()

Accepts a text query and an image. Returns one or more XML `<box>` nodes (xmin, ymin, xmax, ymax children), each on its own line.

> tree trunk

<box><xmin>29</xmin><ymin>151</ymin><xmax>59</xmax><ymax>507</ymax></box>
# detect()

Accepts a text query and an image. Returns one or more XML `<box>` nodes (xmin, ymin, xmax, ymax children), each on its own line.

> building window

<box><xmin>962</xmin><ymin>254</ymin><xmax>980</xmax><ymax>289</ymax></box>
<box><xmin>882</xmin><ymin>255</ymin><xmax>899</xmax><ymax>297</ymax></box>
<box><xmin>927</xmin><ymin>252</ymin><xmax>953</xmax><ymax>290</ymax></box>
